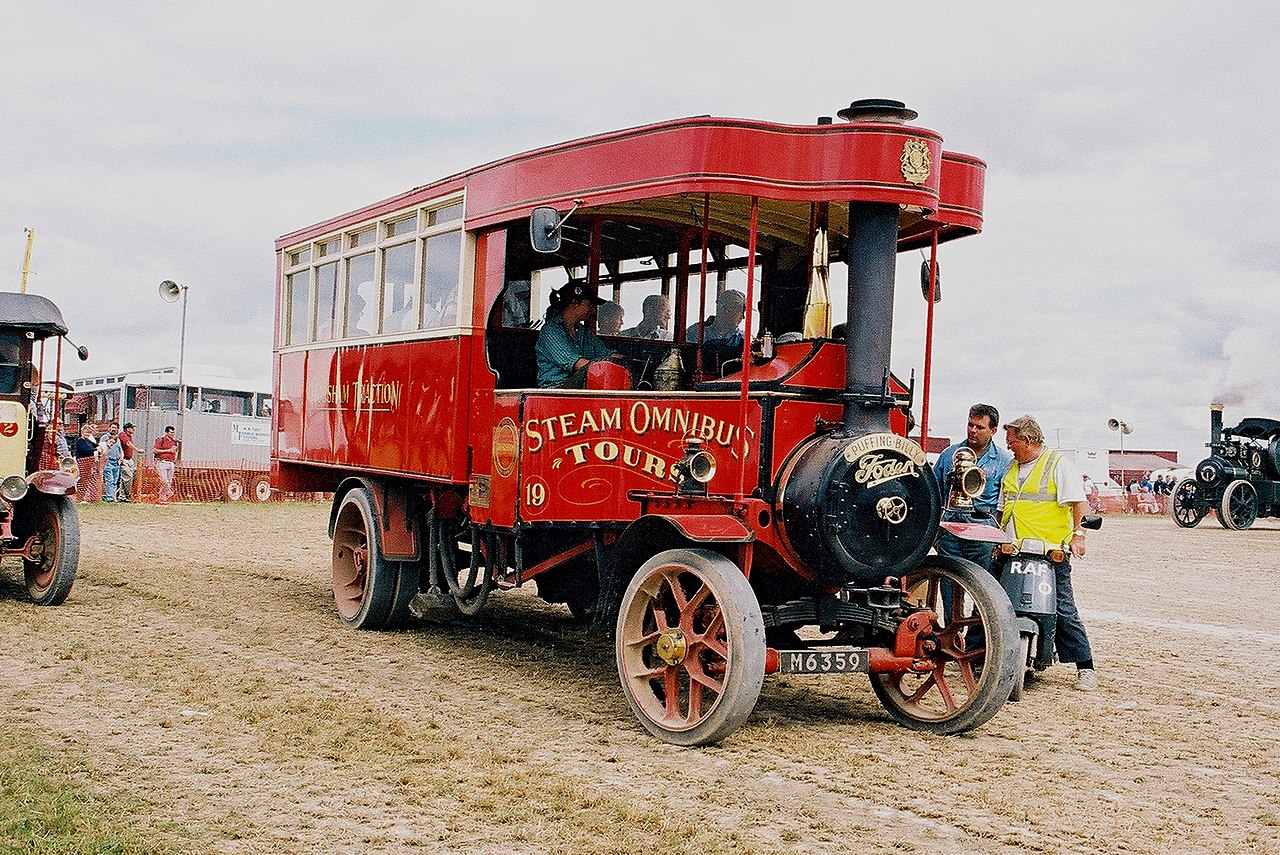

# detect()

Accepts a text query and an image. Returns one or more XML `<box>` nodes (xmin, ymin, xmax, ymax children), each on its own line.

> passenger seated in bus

<box><xmin>686</xmin><ymin>288</ymin><xmax>746</xmax><ymax>373</ymax></box>
<box><xmin>536</xmin><ymin>282</ymin><xmax>622</xmax><ymax>388</ymax></box>
<box><xmin>621</xmin><ymin>294</ymin><xmax>672</xmax><ymax>340</ymax></box>
<box><xmin>686</xmin><ymin>288</ymin><xmax>746</xmax><ymax>348</ymax></box>
<box><xmin>597</xmin><ymin>301</ymin><xmax>624</xmax><ymax>336</ymax></box>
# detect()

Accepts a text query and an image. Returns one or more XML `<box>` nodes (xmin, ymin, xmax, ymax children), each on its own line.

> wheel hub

<box><xmin>655</xmin><ymin>629</ymin><xmax>687</xmax><ymax>665</ymax></box>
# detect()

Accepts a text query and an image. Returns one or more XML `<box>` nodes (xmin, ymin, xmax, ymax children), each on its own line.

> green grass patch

<box><xmin>0</xmin><ymin>731</ymin><xmax>193</xmax><ymax>854</ymax></box>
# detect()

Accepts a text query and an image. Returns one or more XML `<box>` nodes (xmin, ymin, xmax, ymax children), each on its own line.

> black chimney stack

<box><xmin>1211</xmin><ymin>403</ymin><xmax>1223</xmax><ymax>446</ymax></box>
<box><xmin>837</xmin><ymin>100</ymin><xmax>915</xmax><ymax>434</ymax></box>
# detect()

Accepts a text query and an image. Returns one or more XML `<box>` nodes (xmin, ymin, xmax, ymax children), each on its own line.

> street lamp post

<box><xmin>1108</xmin><ymin>418</ymin><xmax>1133</xmax><ymax>507</ymax></box>
<box><xmin>160</xmin><ymin>280</ymin><xmax>189</xmax><ymax>463</ymax></box>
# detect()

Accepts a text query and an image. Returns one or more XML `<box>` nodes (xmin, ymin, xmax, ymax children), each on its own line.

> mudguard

<box><xmin>29</xmin><ymin>470</ymin><xmax>78</xmax><ymax>496</ymax></box>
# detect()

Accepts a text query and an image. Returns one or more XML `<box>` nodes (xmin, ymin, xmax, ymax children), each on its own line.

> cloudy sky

<box><xmin>4</xmin><ymin>2</ymin><xmax>1277</xmax><ymax>464</ymax></box>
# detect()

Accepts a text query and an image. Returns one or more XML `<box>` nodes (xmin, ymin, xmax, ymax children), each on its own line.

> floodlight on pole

<box><xmin>160</xmin><ymin>280</ymin><xmax>189</xmax><ymax>463</ymax></box>
<box><xmin>1108</xmin><ymin>418</ymin><xmax>1133</xmax><ymax>497</ymax></box>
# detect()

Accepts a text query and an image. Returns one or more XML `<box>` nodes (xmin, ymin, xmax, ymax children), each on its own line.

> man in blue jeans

<box><xmin>99</xmin><ymin>421</ymin><xmax>123</xmax><ymax>502</ymax></box>
<box><xmin>933</xmin><ymin>403</ymin><xmax>1012</xmax><ymax>573</ymax></box>
<box><xmin>999</xmin><ymin>415</ymin><xmax>1098</xmax><ymax>691</ymax></box>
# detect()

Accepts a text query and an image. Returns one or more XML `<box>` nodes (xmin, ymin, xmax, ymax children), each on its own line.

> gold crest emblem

<box><xmin>900</xmin><ymin>139</ymin><xmax>931</xmax><ymax>185</ymax></box>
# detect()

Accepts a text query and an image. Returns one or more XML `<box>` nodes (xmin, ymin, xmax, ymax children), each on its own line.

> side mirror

<box><xmin>530</xmin><ymin>206</ymin><xmax>563</xmax><ymax>254</ymax></box>
<box><xmin>1080</xmin><ymin>514</ymin><xmax>1103</xmax><ymax>530</ymax></box>
<box><xmin>76</xmin><ymin>345</ymin><xmax>90</xmax><ymax>361</ymax></box>
<box><xmin>529</xmin><ymin>199</ymin><xmax>583</xmax><ymax>254</ymax></box>
<box><xmin>920</xmin><ymin>259</ymin><xmax>941</xmax><ymax>303</ymax></box>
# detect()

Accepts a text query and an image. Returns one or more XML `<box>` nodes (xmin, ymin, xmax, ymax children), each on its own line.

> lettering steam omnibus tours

<box><xmin>272</xmin><ymin>99</ymin><xmax>1019</xmax><ymax>744</ymax></box>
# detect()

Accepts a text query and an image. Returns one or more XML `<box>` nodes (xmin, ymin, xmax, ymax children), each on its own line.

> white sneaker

<box><xmin>1075</xmin><ymin>668</ymin><xmax>1098</xmax><ymax>691</ymax></box>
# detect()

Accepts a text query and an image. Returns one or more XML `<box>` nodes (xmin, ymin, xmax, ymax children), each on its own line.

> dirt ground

<box><xmin>1</xmin><ymin>502</ymin><xmax>1278</xmax><ymax>854</ymax></box>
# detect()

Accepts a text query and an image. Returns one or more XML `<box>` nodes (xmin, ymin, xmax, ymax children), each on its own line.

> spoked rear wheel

<box><xmin>1171</xmin><ymin>479</ymin><xmax>1207</xmax><ymax>528</ymax></box>
<box><xmin>21</xmin><ymin>495</ymin><xmax>80</xmax><ymax>606</ymax></box>
<box><xmin>870</xmin><ymin>555</ymin><xmax>1017</xmax><ymax>734</ymax></box>
<box><xmin>1219</xmin><ymin>479</ymin><xmax>1258</xmax><ymax>531</ymax></box>
<box><xmin>616</xmin><ymin>549</ymin><xmax>765</xmax><ymax>746</ymax></box>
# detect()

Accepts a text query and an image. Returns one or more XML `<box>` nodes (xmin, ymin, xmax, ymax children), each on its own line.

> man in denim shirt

<box><xmin>933</xmin><ymin>403</ymin><xmax>1012</xmax><ymax>574</ymax></box>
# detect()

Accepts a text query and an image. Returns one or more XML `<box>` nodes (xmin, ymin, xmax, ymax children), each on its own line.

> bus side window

<box><xmin>0</xmin><ymin>336</ymin><xmax>21</xmax><ymax>396</ymax></box>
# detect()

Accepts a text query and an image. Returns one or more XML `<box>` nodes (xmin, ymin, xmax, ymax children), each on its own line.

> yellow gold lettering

<box><xmin>525</xmin><ymin>420</ymin><xmax>544</xmax><ymax>453</ymax></box>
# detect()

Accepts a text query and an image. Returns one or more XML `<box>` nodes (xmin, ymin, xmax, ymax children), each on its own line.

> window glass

<box><xmin>344</xmin><ymin>252</ymin><xmax>376</xmax><ymax>337</ymax></box>
<box><xmin>146</xmin><ymin>387</ymin><xmax>179</xmax><ymax>411</ymax></box>
<box><xmin>0</xmin><ymin>333</ymin><xmax>21</xmax><ymax>395</ymax></box>
<box><xmin>385</xmin><ymin>216</ymin><xmax>417</xmax><ymax>239</ymax></box>
<box><xmin>287</xmin><ymin>270</ymin><xmax>311</xmax><ymax>344</ymax></box>
<box><xmin>381</xmin><ymin>242</ymin><xmax>419</xmax><ymax>333</ymax></box>
<box><xmin>349</xmin><ymin>228</ymin><xmax>375</xmax><ymax>249</ymax></box>
<box><xmin>317</xmin><ymin>239</ymin><xmax>340</xmax><ymax>257</ymax></box>
<box><xmin>314</xmin><ymin>261</ymin><xmax>339</xmax><ymax>341</ymax></box>
<box><xmin>288</xmin><ymin>248</ymin><xmax>312</xmax><ymax>267</ymax></box>
<box><xmin>423</xmin><ymin>230</ymin><xmax>462</xmax><ymax>328</ymax></box>
<box><xmin>428</xmin><ymin>201</ymin><xmax>464</xmax><ymax>226</ymax></box>
<box><xmin>197</xmin><ymin>388</ymin><xmax>252</xmax><ymax>416</ymax></box>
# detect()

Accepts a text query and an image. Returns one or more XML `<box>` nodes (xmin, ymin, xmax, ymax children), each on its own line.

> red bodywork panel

<box><xmin>276</xmin><ymin>116</ymin><xmax>984</xmax><ymax>252</ymax></box>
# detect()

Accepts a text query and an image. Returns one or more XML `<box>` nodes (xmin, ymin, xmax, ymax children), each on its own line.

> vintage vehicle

<box><xmin>1172</xmin><ymin>404</ymin><xmax>1280</xmax><ymax>530</ymax></box>
<box><xmin>68</xmin><ymin>368</ymin><xmax>273</xmax><ymax>502</ymax></box>
<box><xmin>0</xmin><ymin>292</ymin><xmax>84</xmax><ymax>605</ymax></box>
<box><xmin>273</xmin><ymin>99</ymin><xmax>1019</xmax><ymax>744</ymax></box>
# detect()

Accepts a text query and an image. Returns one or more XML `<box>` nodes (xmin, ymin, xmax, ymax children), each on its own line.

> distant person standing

<box><xmin>74</xmin><ymin>424</ymin><xmax>100</xmax><ymax>503</ymax></box>
<box><xmin>117</xmin><ymin>423</ymin><xmax>137</xmax><ymax>502</ymax></box>
<box><xmin>153</xmin><ymin>426</ymin><xmax>180</xmax><ymax>503</ymax></box>
<box><xmin>99</xmin><ymin>421</ymin><xmax>123</xmax><ymax>502</ymax></box>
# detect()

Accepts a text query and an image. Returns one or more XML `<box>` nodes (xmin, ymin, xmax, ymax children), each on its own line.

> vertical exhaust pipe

<box><xmin>843</xmin><ymin>201</ymin><xmax>899</xmax><ymax>435</ymax></box>
<box><xmin>835</xmin><ymin>99</ymin><xmax>916</xmax><ymax>436</ymax></box>
<box><xmin>1211</xmin><ymin>402</ymin><xmax>1223</xmax><ymax>446</ymax></box>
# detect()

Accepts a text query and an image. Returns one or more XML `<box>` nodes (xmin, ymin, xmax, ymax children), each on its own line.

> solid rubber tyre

<box><xmin>1219</xmin><ymin>479</ymin><xmax>1258</xmax><ymax>531</ymax></box>
<box><xmin>615</xmin><ymin>548</ymin><xmax>765</xmax><ymax>746</ymax></box>
<box><xmin>1171</xmin><ymin>478</ymin><xmax>1206</xmax><ymax>528</ymax></box>
<box><xmin>21</xmin><ymin>494</ymin><xmax>80</xmax><ymax>606</ymax></box>
<box><xmin>870</xmin><ymin>555</ymin><xmax>1018</xmax><ymax>734</ymax></box>
<box><xmin>1009</xmin><ymin>634</ymin><xmax>1032</xmax><ymax>702</ymax></box>
<box><xmin>331</xmin><ymin>488</ymin><xmax>417</xmax><ymax>629</ymax></box>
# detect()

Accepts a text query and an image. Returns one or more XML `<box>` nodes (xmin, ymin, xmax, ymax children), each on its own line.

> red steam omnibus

<box><xmin>273</xmin><ymin>99</ymin><xmax>1016</xmax><ymax>745</ymax></box>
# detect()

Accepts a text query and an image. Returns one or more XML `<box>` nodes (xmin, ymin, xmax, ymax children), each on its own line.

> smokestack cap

<box><xmin>836</xmin><ymin>99</ymin><xmax>918</xmax><ymax>124</ymax></box>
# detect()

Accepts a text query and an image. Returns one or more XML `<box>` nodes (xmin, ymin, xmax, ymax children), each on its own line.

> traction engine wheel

<box><xmin>1219</xmin><ymin>479</ymin><xmax>1258</xmax><ymax>531</ymax></box>
<box><xmin>615</xmin><ymin>548</ymin><xmax>765</xmax><ymax>746</ymax></box>
<box><xmin>1171</xmin><ymin>478</ymin><xmax>1207</xmax><ymax>528</ymax></box>
<box><xmin>331</xmin><ymin>487</ymin><xmax>418</xmax><ymax>629</ymax></box>
<box><xmin>20</xmin><ymin>494</ymin><xmax>80</xmax><ymax>606</ymax></box>
<box><xmin>870</xmin><ymin>555</ymin><xmax>1017</xmax><ymax>734</ymax></box>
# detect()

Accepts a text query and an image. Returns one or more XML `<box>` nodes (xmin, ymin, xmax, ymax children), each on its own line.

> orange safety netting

<box><xmin>68</xmin><ymin>457</ymin><xmax>326</xmax><ymax>505</ymax></box>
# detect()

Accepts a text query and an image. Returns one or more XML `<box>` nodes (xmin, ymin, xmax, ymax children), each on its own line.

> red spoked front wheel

<box><xmin>615</xmin><ymin>549</ymin><xmax>764</xmax><ymax>746</ymax></box>
<box><xmin>870</xmin><ymin>555</ymin><xmax>1017</xmax><ymax>734</ymax></box>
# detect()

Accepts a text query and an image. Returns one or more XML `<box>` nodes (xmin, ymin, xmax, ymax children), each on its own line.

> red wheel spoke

<box><xmin>930</xmin><ymin>666</ymin><xmax>960</xmax><ymax>712</ymax></box>
<box><xmin>685</xmin><ymin>657</ymin><xmax>724</xmax><ymax>694</ymax></box>
<box><xmin>663</xmin><ymin>666</ymin><xmax>682</xmax><ymax>719</ymax></box>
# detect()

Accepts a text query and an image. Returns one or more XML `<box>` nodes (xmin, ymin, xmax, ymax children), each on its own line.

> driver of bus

<box><xmin>535</xmin><ymin>281</ymin><xmax>621</xmax><ymax>388</ymax></box>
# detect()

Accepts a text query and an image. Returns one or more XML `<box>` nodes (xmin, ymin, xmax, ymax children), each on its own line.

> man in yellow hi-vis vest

<box><xmin>998</xmin><ymin>415</ymin><xmax>1098</xmax><ymax>691</ymax></box>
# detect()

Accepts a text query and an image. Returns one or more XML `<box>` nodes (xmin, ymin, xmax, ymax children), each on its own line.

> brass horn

<box><xmin>949</xmin><ymin>447</ymin><xmax>987</xmax><ymax>505</ymax></box>
<box><xmin>159</xmin><ymin>280</ymin><xmax>182</xmax><ymax>302</ymax></box>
